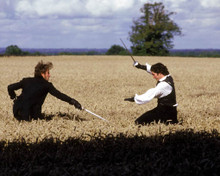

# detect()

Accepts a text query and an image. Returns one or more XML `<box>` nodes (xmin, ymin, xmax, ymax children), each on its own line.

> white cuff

<box><xmin>146</xmin><ymin>63</ymin><xmax>152</xmax><ymax>73</ymax></box>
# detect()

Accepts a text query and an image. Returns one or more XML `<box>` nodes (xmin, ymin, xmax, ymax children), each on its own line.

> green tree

<box><xmin>129</xmin><ymin>2</ymin><xmax>182</xmax><ymax>56</ymax></box>
<box><xmin>5</xmin><ymin>45</ymin><xmax>23</xmax><ymax>56</ymax></box>
<box><xmin>106</xmin><ymin>45</ymin><xmax>126</xmax><ymax>55</ymax></box>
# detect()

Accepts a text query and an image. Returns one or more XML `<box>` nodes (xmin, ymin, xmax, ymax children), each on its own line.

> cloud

<box><xmin>85</xmin><ymin>0</ymin><xmax>135</xmax><ymax>16</ymax></box>
<box><xmin>0</xmin><ymin>0</ymin><xmax>219</xmax><ymax>49</ymax></box>
<box><xmin>13</xmin><ymin>0</ymin><xmax>138</xmax><ymax>18</ymax></box>
<box><xmin>200</xmin><ymin>0</ymin><xmax>220</xmax><ymax>8</ymax></box>
<box><xmin>15</xmin><ymin>0</ymin><xmax>83</xmax><ymax>18</ymax></box>
<box><xmin>0</xmin><ymin>12</ymin><xmax>6</xmax><ymax>18</ymax></box>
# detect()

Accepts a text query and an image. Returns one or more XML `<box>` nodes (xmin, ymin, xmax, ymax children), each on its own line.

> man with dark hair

<box><xmin>125</xmin><ymin>61</ymin><xmax>178</xmax><ymax>125</ymax></box>
<box><xmin>8</xmin><ymin>60</ymin><xmax>82</xmax><ymax>121</ymax></box>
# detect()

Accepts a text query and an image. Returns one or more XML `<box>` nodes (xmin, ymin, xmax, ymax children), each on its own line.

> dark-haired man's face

<box><xmin>152</xmin><ymin>72</ymin><xmax>164</xmax><ymax>81</ymax></box>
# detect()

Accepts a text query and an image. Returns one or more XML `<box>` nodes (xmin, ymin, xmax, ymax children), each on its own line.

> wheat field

<box><xmin>0</xmin><ymin>56</ymin><xmax>220</xmax><ymax>175</ymax></box>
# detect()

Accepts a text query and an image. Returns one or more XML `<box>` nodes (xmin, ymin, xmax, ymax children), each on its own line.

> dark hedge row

<box><xmin>0</xmin><ymin>129</ymin><xmax>220</xmax><ymax>176</ymax></box>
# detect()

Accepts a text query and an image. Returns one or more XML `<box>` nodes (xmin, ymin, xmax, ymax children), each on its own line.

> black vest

<box><xmin>157</xmin><ymin>75</ymin><xmax>177</xmax><ymax>107</ymax></box>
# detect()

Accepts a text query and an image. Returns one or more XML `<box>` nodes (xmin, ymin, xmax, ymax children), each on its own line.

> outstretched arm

<box><xmin>49</xmin><ymin>83</ymin><xmax>82</xmax><ymax>110</ymax></box>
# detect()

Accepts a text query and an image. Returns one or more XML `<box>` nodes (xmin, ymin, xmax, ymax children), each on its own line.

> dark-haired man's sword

<box><xmin>120</xmin><ymin>38</ymin><xmax>138</xmax><ymax>65</ymax></box>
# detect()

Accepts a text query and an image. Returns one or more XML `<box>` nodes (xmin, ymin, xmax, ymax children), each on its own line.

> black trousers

<box><xmin>135</xmin><ymin>105</ymin><xmax>178</xmax><ymax>125</ymax></box>
<box><xmin>13</xmin><ymin>99</ymin><xmax>43</xmax><ymax>121</ymax></box>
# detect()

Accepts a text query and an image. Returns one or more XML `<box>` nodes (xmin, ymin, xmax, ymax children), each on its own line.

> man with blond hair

<box><xmin>8</xmin><ymin>60</ymin><xmax>82</xmax><ymax>121</ymax></box>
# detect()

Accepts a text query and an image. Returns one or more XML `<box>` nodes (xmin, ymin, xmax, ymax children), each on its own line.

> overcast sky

<box><xmin>0</xmin><ymin>0</ymin><xmax>220</xmax><ymax>49</ymax></box>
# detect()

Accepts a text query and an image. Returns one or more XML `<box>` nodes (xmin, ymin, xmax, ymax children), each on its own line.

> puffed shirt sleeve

<box><xmin>145</xmin><ymin>63</ymin><xmax>152</xmax><ymax>74</ymax></box>
<box><xmin>134</xmin><ymin>88</ymin><xmax>156</xmax><ymax>104</ymax></box>
<box><xmin>134</xmin><ymin>81</ymin><xmax>172</xmax><ymax>105</ymax></box>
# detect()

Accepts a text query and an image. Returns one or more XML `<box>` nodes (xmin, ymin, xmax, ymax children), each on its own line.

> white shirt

<box><xmin>134</xmin><ymin>63</ymin><xmax>177</xmax><ymax>106</ymax></box>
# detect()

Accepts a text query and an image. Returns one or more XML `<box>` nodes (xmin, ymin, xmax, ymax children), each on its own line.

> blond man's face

<box><xmin>41</xmin><ymin>69</ymin><xmax>50</xmax><ymax>81</ymax></box>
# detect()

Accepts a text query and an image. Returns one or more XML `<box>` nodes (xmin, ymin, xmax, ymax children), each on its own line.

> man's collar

<box><xmin>159</xmin><ymin>74</ymin><xmax>170</xmax><ymax>82</ymax></box>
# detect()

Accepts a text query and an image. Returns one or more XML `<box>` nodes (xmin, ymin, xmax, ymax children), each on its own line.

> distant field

<box><xmin>0</xmin><ymin>56</ymin><xmax>220</xmax><ymax>175</ymax></box>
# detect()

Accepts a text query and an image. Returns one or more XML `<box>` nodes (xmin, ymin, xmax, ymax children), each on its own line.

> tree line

<box><xmin>1</xmin><ymin>3</ymin><xmax>219</xmax><ymax>58</ymax></box>
<box><xmin>1</xmin><ymin>45</ymin><xmax>45</xmax><ymax>56</ymax></box>
<box><xmin>0</xmin><ymin>45</ymin><xmax>103</xmax><ymax>56</ymax></box>
<box><xmin>2</xmin><ymin>44</ymin><xmax>219</xmax><ymax>57</ymax></box>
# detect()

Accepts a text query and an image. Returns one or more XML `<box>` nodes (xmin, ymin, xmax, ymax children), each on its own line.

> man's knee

<box><xmin>168</xmin><ymin>118</ymin><xmax>178</xmax><ymax>124</ymax></box>
<box><xmin>135</xmin><ymin>119</ymin><xmax>142</xmax><ymax>125</ymax></box>
<box><xmin>135</xmin><ymin>116</ymin><xmax>151</xmax><ymax>125</ymax></box>
<box><xmin>13</xmin><ymin>111</ymin><xmax>30</xmax><ymax>121</ymax></box>
<box><xmin>30</xmin><ymin>105</ymin><xmax>43</xmax><ymax>120</ymax></box>
<box><xmin>13</xmin><ymin>107</ymin><xmax>22</xmax><ymax>121</ymax></box>
<box><xmin>14</xmin><ymin>114</ymin><xmax>22</xmax><ymax>121</ymax></box>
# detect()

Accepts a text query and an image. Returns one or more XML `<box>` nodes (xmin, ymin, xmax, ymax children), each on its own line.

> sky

<box><xmin>0</xmin><ymin>0</ymin><xmax>220</xmax><ymax>49</ymax></box>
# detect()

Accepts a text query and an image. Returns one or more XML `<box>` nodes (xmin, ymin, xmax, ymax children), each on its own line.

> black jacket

<box><xmin>8</xmin><ymin>76</ymin><xmax>73</xmax><ymax>120</ymax></box>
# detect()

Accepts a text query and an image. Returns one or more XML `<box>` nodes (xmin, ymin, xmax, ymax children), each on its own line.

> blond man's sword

<box><xmin>82</xmin><ymin>107</ymin><xmax>108</xmax><ymax>122</ymax></box>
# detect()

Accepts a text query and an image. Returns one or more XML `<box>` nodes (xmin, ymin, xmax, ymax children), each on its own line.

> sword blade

<box><xmin>120</xmin><ymin>38</ymin><xmax>136</xmax><ymax>62</ymax></box>
<box><xmin>84</xmin><ymin>108</ymin><xmax>108</xmax><ymax>122</ymax></box>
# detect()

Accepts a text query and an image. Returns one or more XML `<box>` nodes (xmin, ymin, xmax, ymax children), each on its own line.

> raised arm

<box><xmin>134</xmin><ymin>62</ymin><xmax>152</xmax><ymax>74</ymax></box>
